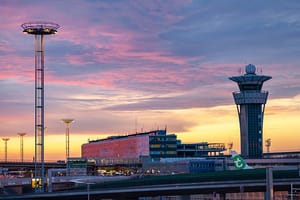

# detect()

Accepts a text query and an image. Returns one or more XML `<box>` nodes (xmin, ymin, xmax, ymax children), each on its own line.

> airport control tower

<box><xmin>229</xmin><ymin>64</ymin><xmax>272</xmax><ymax>158</ymax></box>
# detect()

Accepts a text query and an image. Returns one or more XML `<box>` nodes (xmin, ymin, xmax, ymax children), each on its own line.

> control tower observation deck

<box><xmin>229</xmin><ymin>64</ymin><xmax>272</xmax><ymax>158</ymax></box>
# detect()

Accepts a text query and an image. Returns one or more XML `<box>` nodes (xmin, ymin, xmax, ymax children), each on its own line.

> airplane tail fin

<box><xmin>231</xmin><ymin>151</ymin><xmax>253</xmax><ymax>170</ymax></box>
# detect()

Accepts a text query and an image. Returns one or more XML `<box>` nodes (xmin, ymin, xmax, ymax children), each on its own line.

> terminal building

<box><xmin>81</xmin><ymin>130</ymin><xmax>226</xmax><ymax>174</ymax></box>
<box><xmin>81</xmin><ymin>129</ymin><xmax>226</xmax><ymax>160</ymax></box>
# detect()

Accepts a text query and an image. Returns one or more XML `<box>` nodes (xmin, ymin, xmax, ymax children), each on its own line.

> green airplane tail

<box><xmin>231</xmin><ymin>151</ymin><xmax>253</xmax><ymax>170</ymax></box>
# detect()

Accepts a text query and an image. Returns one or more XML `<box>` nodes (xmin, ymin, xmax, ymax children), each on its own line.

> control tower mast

<box><xmin>229</xmin><ymin>64</ymin><xmax>272</xmax><ymax>158</ymax></box>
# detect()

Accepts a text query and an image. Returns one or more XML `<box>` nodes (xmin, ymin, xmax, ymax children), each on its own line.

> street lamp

<box><xmin>62</xmin><ymin>119</ymin><xmax>74</xmax><ymax>176</ymax></box>
<box><xmin>2</xmin><ymin>138</ymin><xmax>10</xmax><ymax>162</ymax></box>
<box><xmin>18</xmin><ymin>133</ymin><xmax>26</xmax><ymax>162</ymax></box>
<box><xmin>62</xmin><ymin>119</ymin><xmax>74</xmax><ymax>162</ymax></box>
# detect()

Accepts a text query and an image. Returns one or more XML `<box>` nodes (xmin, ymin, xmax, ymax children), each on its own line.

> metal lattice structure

<box><xmin>21</xmin><ymin>22</ymin><xmax>59</xmax><ymax>192</ymax></box>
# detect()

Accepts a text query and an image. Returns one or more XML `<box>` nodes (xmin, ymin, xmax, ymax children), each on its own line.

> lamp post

<box><xmin>21</xmin><ymin>21</ymin><xmax>59</xmax><ymax>192</ymax></box>
<box><xmin>2</xmin><ymin>138</ymin><xmax>10</xmax><ymax>162</ymax></box>
<box><xmin>62</xmin><ymin>119</ymin><xmax>74</xmax><ymax>175</ymax></box>
<box><xmin>18</xmin><ymin>133</ymin><xmax>26</xmax><ymax>162</ymax></box>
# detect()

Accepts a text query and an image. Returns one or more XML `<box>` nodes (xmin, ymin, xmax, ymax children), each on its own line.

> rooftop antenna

<box><xmin>140</xmin><ymin>123</ymin><xmax>144</xmax><ymax>133</ymax></box>
<box><xmin>18</xmin><ymin>133</ymin><xmax>26</xmax><ymax>162</ymax></box>
<box><xmin>227</xmin><ymin>142</ymin><xmax>233</xmax><ymax>154</ymax></box>
<box><xmin>265</xmin><ymin>138</ymin><xmax>271</xmax><ymax>153</ymax></box>
<box><xmin>135</xmin><ymin>117</ymin><xmax>137</xmax><ymax>133</ymax></box>
<box><xmin>21</xmin><ymin>21</ymin><xmax>59</xmax><ymax>192</ymax></box>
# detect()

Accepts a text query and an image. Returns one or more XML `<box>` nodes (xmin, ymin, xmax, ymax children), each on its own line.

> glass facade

<box><xmin>246</xmin><ymin>104</ymin><xmax>263</xmax><ymax>158</ymax></box>
<box><xmin>149</xmin><ymin>134</ymin><xmax>177</xmax><ymax>158</ymax></box>
<box><xmin>177</xmin><ymin>143</ymin><xmax>226</xmax><ymax>157</ymax></box>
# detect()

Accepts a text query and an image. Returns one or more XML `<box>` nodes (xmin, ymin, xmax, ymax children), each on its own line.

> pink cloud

<box><xmin>61</xmin><ymin>22</ymin><xmax>190</xmax><ymax>68</ymax></box>
<box><xmin>0</xmin><ymin>55</ymin><xmax>33</xmax><ymax>81</ymax></box>
<box><xmin>43</xmin><ymin>63</ymin><xmax>221</xmax><ymax>93</ymax></box>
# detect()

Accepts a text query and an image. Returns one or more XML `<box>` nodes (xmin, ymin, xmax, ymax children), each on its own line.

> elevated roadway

<box><xmin>1</xmin><ymin>178</ymin><xmax>300</xmax><ymax>200</ymax></box>
<box><xmin>1</xmin><ymin>169</ymin><xmax>300</xmax><ymax>199</ymax></box>
<box><xmin>0</xmin><ymin>161</ymin><xmax>66</xmax><ymax>172</ymax></box>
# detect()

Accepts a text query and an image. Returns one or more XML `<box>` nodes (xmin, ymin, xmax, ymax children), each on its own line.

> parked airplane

<box><xmin>231</xmin><ymin>151</ymin><xmax>253</xmax><ymax>170</ymax></box>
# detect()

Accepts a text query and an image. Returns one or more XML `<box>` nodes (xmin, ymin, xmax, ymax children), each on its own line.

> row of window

<box><xmin>150</xmin><ymin>151</ymin><xmax>177</xmax><ymax>155</ymax></box>
<box><xmin>190</xmin><ymin>162</ymin><xmax>215</xmax><ymax>168</ymax></box>
<box><xmin>150</xmin><ymin>144</ymin><xmax>177</xmax><ymax>148</ymax></box>
<box><xmin>149</xmin><ymin>136</ymin><xmax>177</xmax><ymax>142</ymax></box>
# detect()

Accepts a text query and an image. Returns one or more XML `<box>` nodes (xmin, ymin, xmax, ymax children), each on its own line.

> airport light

<box><xmin>18</xmin><ymin>133</ymin><xmax>26</xmax><ymax>162</ymax></box>
<box><xmin>2</xmin><ymin>138</ymin><xmax>10</xmax><ymax>162</ymax></box>
<box><xmin>21</xmin><ymin>21</ymin><xmax>59</xmax><ymax>192</ymax></box>
<box><xmin>62</xmin><ymin>119</ymin><xmax>74</xmax><ymax>162</ymax></box>
<box><xmin>62</xmin><ymin>119</ymin><xmax>74</xmax><ymax>176</ymax></box>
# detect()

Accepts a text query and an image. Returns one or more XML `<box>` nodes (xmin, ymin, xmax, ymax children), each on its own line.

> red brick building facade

<box><xmin>81</xmin><ymin>133</ymin><xmax>150</xmax><ymax>159</ymax></box>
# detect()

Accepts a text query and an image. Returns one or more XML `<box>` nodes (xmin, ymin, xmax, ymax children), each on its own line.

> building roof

<box><xmin>87</xmin><ymin>130</ymin><xmax>167</xmax><ymax>144</ymax></box>
<box><xmin>229</xmin><ymin>64</ymin><xmax>272</xmax><ymax>84</ymax></box>
<box><xmin>229</xmin><ymin>74</ymin><xmax>272</xmax><ymax>84</ymax></box>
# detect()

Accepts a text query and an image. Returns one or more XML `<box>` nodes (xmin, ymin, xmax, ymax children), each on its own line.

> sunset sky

<box><xmin>0</xmin><ymin>0</ymin><xmax>300</xmax><ymax>161</ymax></box>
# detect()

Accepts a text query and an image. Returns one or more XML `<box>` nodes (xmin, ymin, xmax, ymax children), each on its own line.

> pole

<box><xmin>66</xmin><ymin>124</ymin><xmax>70</xmax><ymax>161</ymax></box>
<box><xmin>2</xmin><ymin>138</ymin><xmax>10</xmax><ymax>162</ymax></box>
<box><xmin>18</xmin><ymin>133</ymin><xmax>26</xmax><ymax>162</ymax></box>
<box><xmin>62</xmin><ymin>119</ymin><xmax>74</xmax><ymax>176</ymax></box>
<box><xmin>266</xmin><ymin>167</ymin><xmax>274</xmax><ymax>200</ymax></box>
<box><xmin>291</xmin><ymin>183</ymin><xmax>293</xmax><ymax>200</ymax></box>
<box><xmin>87</xmin><ymin>183</ymin><xmax>90</xmax><ymax>200</ymax></box>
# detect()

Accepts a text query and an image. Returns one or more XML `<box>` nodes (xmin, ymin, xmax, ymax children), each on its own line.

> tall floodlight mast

<box><xmin>62</xmin><ymin>119</ymin><xmax>74</xmax><ymax>162</ymax></box>
<box><xmin>21</xmin><ymin>22</ymin><xmax>59</xmax><ymax>192</ymax></box>
<box><xmin>2</xmin><ymin>138</ymin><xmax>10</xmax><ymax>162</ymax></box>
<box><xmin>18</xmin><ymin>133</ymin><xmax>27</xmax><ymax>162</ymax></box>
